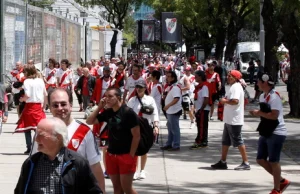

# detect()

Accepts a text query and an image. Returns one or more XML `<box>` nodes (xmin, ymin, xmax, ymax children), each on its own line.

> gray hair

<box><xmin>48</xmin><ymin>117</ymin><xmax>69</xmax><ymax>146</ymax></box>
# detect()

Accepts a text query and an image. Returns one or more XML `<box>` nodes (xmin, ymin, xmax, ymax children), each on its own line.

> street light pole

<box><xmin>260</xmin><ymin>0</ymin><xmax>265</xmax><ymax>67</ymax></box>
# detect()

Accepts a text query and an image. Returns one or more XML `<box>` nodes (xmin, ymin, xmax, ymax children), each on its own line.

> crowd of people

<box><xmin>4</xmin><ymin>53</ymin><xmax>290</xmax><ymax>194</ymax></box>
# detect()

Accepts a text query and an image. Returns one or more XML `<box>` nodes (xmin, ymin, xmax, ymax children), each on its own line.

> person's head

<box><xmin>82</xmin><ymin>67</ymin><xmax>90</xmax><ymax>77</ymax></box>
<box><xmin>132</xmin><ymin>64</ymin><xmax>142</xmax><ymax>77</ymax></box>
<box><xmin>48</xmin><ymin>58</ymin><xmax>57</xmax><ymax>69</ymax></box>
<box><xmin>151</xmin><ymin>70</ymin><xmax>161</xmax><ymax>82</ymax></box>
<box><xmin>15</xmin><ymin>61</ymin><xmax>23</xmax><ymax>70</ymax></box>
<box><xmin>104</xmin><ymin>59</ymin><xmax>110</xmax><ymax>66</ymax></box>
<box><xmin>257</xmin><ymin>73</ymin><xmax>275</xmax><ymax>92</ymax></box>
<box><xmin>27</xmin><ymin>59</ymin><xmax>35</xmax><ymax>66</ymax></box>
<box><xmin>85</xmin><ymin>61</ymin><xmax>92</xmax><ymax>69</ymax></box>
<box><xmin>77</xmin><ymin>67</ymin><xmax>83</xmax><ymax>75</ymax></box>
<box><xmin>91</xmin><ymin>59</ymin><xmax>96</xmax><ymax>66</ymax></box>
<box><xmin>256</xmin><ymin>59</ymin><xmax>261</xmax><ymax>66</ymax></box>
<box><xmin>55</xmin><ymin>62</ymin><xmax>60</xmax><ymax>69</ymax></box>
<box><xmin>207</xmin><ymin>60</ymin><xmax>216</xmax><ymax>71</ymax></box>
<box><xmin>49</xmin><ymin>89</ymin><xmax>73</xmax><ymax>124</ymax></box>
<box><xmin>104</xmin><ymin>88</ymin><xmax>122</xmax><ymax>109</ymax></box>
<box><xmin>184</xmin><ymin>65</ymin><xmax>192</xmax><ymax>75</ymax></box>
<box><xmin>227</xmin><ymin>70</ymin><xmax>242</xmax><ymax>85</ymax></box>
<box><xmin>103</xmin><ymin>66</ymin><xmax>111</xmax><ymax>78</ymax></box>
<box><xmin>35</xmin><ymin>118</ymin><xmax>68</xmax><ymax>156</ymax></box>
<box><xmin>166</xmin><ymin>71</ymin><xmax>178</xmax><ymax>85</ymax></box>
<box><xmin>148</xmin><ymin>63</ymin><xmax>156</xmax><ymax>73</ymax></box>
<box><xmin>117</xmin><ymin>62</ymin><xmax>125</xmax><ymax>72</ymax></box>
<box><xmin>194</xmin><ymin>70</ymin><xmax>206</xmax><ymax>84</ymax></box>
<box><xmin>135</xmin><ymin>79</ymin><xmax>148</xmax><ymax>97</ymax></box>
<box><xmin>23</xmin><ymin>65</ymin><xmax>38</xmax><ymax>78</ymax></box>
<box><xmin>60</xmin><ymin>59</ymin><xmax>69</xmax><ymax>70</ymax></box>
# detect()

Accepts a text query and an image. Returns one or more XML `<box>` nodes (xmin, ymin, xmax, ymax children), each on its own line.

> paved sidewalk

<box><xmin>0</xmin><ymin>85</ymin><xmax>300</xmax><ymax>194</ymax></box>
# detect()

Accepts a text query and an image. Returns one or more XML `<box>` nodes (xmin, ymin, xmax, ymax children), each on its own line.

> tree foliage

<box><xmin>28</xmin><ymin>0</ymin><xmax>55</xmax><ymax>8</ymax></box>
<box><xmin>75</xmin><ymin>0</ymin><xmax>145</xmax><ymax>58</ymax></box>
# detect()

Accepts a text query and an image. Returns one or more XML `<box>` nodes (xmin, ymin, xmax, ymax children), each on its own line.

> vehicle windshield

<box><xmin>240</xmin><ymin>52</ymin><xmax>260</xmax><ymax>63</ymax></box>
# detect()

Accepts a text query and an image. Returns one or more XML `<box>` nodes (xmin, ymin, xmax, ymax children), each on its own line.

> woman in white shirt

<box><xmin>15</xmin><ymin>65</ymin><xmax>47</xmax><ymax>154</ymax></box>
<box><xmin>127</xmin><ymin>79</ymin><xmax>159</xmax><ymax>180</ymax></box>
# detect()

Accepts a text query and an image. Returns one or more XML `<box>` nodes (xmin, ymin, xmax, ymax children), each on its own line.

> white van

<box><xmin>235</xmin><ymin>42</ymin><xmax>260</xmax><ymax>76</ymax></box>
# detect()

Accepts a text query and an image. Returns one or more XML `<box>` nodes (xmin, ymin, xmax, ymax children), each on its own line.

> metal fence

<box><xmin>1</xmin><ymin>0</ymin><xmax>82</xmax><ymax>78</ymax></box>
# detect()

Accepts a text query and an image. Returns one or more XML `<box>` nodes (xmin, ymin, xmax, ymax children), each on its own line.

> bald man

<box><xmin>77</xmin><ymin>67</ymin><xmax>96</xmax><ymax>110</ymax></box>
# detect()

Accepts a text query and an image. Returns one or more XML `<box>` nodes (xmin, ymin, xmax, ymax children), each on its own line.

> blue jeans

<box><xmin>24</xmin><ymin>131</ymin><xmax>32</xmax><ymax>150</ymax></box>
<box><xmin>166</xmin><ymin>113</ymin><xmax>181</xmax><ymax>148</ymax></box>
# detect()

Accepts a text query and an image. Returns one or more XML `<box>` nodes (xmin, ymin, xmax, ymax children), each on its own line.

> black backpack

<box><xmin>124</xmin><ymin>106</ymin><xmax>154</xmax><ymax>156</ymax></box>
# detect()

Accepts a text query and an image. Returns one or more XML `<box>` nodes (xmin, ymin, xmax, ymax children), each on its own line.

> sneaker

<box><xmin>160</xmin><ymin>145</ymin><xmax>172</xmax><ymax>150</ymax></box>
<box><xmin>234</xmin><ymin>162</ymin><xmax>251</xmax><ymax>170</ymax></box>
<box><xmin>189</xmin><ymin>143</ymin><xmax>200</xmax><ymax>150</ymax></box>
<box><xmin>103</xmin><ymin>171</ymin><xmax>109</xmax><ymax>179</ymax></box>
<box><xmin>167</xmin><ymin>147</ymin><xmax>180</xmax><ymax>151</ymax></box>
<box><xmin>211</xmin><ymin>160</ymin><xmax>228</xmax><ymax>169</ymax></box>
<box><xmin>24</xmin><ymin>149</ymin><xmax>31</xmax><ymax>155</ymax></box>
<box><xmin>280</xmin><ymin>179</ymin><xmax>290</xmax><ymax>193</ymax></box>
<box><xmin>198</xmin><ymin>143</ymin><xmax>208</xmax><ymax>148</ymax></box>
<box><xmin>210</xmin><ymin>117</ymin><xmax>214</xmax><ymax>121</ymax></box>
<box><xmin>183</xmin><ymin>114</ymin><xmax>187</xmax><ymax>119</ymax></box>
<box><xmin>269</xmin><ymin>189</ymin><xmax>281</xmax><ymax>194</ymax></box>
<box><xmin>140</xmin><ymin>170</ymin><xmax>146</xmax><ymax>179</ymax></box>
<box><xmin>190</xmin><ymin>122</ymin><xmax>195</xmax><ymax>129</ymax></box>
<box><xmin>133</xmin><ymin>172</ymin><xmax>139</xmax><ymax>180</ymax></box>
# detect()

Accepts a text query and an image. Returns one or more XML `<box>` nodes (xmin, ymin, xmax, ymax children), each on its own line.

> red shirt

<box><xmin>82</xmin><ymin>77</ymin><xmax>89</xmax><ymax>96</ymax></box>
<box><xmin>89</xmin><ymin>67</ymin><xmax>97</xmax><ymax>77</ymax></box>
<box><xmin>206</xmin><ymin>71</ymin><xmax>220</xmax><ymax>94</ymax></box>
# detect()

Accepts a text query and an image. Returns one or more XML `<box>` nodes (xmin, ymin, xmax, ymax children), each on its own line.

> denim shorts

<box><xmin>256</xmin><ymin>134</ymin><xmax>286</xmax><ymax>163</ymax></box>
<box><xmin>222</xmin><ymin>124</ymin><xmax>244</xmax><ymax>147</ymax></box>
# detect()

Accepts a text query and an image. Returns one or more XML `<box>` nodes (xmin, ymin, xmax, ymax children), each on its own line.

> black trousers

<box><xmin>195</xmin><ymin>109</ymin><xmax>209</xmax><ymax>144</ymax></box>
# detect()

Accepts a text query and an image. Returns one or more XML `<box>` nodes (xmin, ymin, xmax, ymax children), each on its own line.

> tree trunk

<box><xmin>110</xmin><ymin>30</ymin><xmax>118</xmax><ymax>59</ymax></box>
<box><xmin>279</xmin><ymin>2</ymin><xmax>300</xmax><ymax>117</ymax></box>
<box><xmin>261</xmin><ymin>0</ymin><xmax>278</xmax><ymax>80</ymax></box>
<box><xmin>214</xmin><ymin>27</ymin><xmax>226</xmax><ymax>60</ymax></box>
<box><xmin>225</xmin><ymin>18</ymin><xmax>239</xmax><ymax>60</ymax></box>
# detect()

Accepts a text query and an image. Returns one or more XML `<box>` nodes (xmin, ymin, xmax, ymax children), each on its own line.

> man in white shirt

<box><xmin>123</xmin><ymin>64</ymin><xmax>145</xmax><ymax>102</ymax></box>
<box><xmin>250</xmin><ymin>73</ymin><xmax>289</xmax><ymax>194</ymax></box>
<box><xmin>48</xmin><ymin>88</ymin><xmax>106</xmax><ymax>193</ymax></box>
<box><xmin>211</xmin><ymin>70</ymin><xmax>250</xmax><ymax>170</ymax></box>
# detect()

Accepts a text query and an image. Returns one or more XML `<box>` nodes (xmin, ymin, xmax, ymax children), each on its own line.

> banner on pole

<box><xmin>161</xmin><ymin>12</ymin><xmax>181</xmax><ymax>43</ymax></box>
<box><xmin>137</xmin><ymin>20</ymin><xmax>155</xmax><ymax>44</ymax></box>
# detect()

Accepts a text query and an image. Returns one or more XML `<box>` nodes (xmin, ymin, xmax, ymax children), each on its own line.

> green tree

<box><xmin>123</xmin><ymin>14</ymin><xmax>136</xmax><ymax>47</ymax></box>
<box><xmin>28</xmin><ymin>0</ymin><xmax>55</xmax><ymax>8</ymax></box>
<box><xmin>75</xmin><ymin>0</ymin><xmax>145</xmax><ymax>58</ymax></box>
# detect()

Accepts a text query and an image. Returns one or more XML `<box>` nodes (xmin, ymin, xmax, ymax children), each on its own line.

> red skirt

<box><xmin>15</xmin><ymin>103</ymin><xmax>46</xmax><ymax>133</ymax></box>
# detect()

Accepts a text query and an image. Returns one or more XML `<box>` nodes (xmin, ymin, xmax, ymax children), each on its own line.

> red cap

<box><xmin>230</xmin><ymin>70</ymin><xmax>242</xmax><ymax>80</ymax></box>
<box><xmin>149</xmin><ymin>63</ymin><xmax>156</xmax><ymax>68</ymax></box>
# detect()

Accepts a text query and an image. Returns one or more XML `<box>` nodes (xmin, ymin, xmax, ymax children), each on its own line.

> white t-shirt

<box><xmin>259</xmin><ymin>90</ymin><xmax>287</xmax><ymax>136</ymax></box>
<box><xmin>124</xmin><ymin>76</ymin><xmax>145</xmax><ymax>100</ymax></box>
<box><xmin>194</xmin><ymin>85</ymin><xmax>210</xmax><ymax>111</ymax></box>
<box><xmin>31</xmin><ymin>120</ymin><xmax>101</xmax><ymax>166</ymax></box>
<box><xmin>56</xmin><ymin>69</ymin><xmax>73</xmax><ymax>85</ymax></box>
<box><xmin>43</xmin><ymin>67</ymin><xmax>57</xmax><ymax>85</ymax></box>
<box><xmin>97</xmin><ymin>64</ymin><xmax>117</xmax><ymax>77</ymax></box>
<box><xmin>68</xmin><ymin>120</ymin><xmax>101</xmax><ymax>165</ymax></box>
<box><xmin>23</xmin><ymin>78</ymin><xmax>46</xmax><ymax>103</ymax></box>
<box><xmin>150</xmin><ymin>83</ymin><xmax>162</xmax><ymax>115</ymax></box>
<box><xmin>165</xmin><ymin>84</ymin><xmax>182</xmax><ymax>114</ymax></box>
<box><xmin>223</xmin><ymin>82</ymin><xmax>244</xmax><ymax>125</ymax></box>
<box><xmin>127</xmin><ymin>95</ymin><xmax>159</xmax><ymax>124</ymax></box>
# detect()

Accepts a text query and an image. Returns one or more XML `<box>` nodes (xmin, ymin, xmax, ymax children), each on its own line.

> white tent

<box><xmin>278</xmin><ymin>44</ymin><xmax>289</xmax><ymax>53</ymax></box>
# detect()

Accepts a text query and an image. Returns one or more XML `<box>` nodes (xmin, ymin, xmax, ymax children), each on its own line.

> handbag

<box><xmin>137</xmin><ymin>96</ymin><xmax>154</xmax><ymax>115</ymax></box>
<box><xmin>256</xmin><ymin>102</ymin><xmax>279</xmax><ymax>137</ymax></box>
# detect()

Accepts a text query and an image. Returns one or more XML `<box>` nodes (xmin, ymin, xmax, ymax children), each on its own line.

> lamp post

<box><xmin>260</xmin><ymin>0</ymin><xmax>265</xmax><ymax>67</ymax></box>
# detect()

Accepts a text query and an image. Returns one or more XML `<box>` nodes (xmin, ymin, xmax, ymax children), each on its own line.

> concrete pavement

<box><xmin>0</xmin><ymin>85</ymin><xmax>300</xmax><ymax>194</ymax></box>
